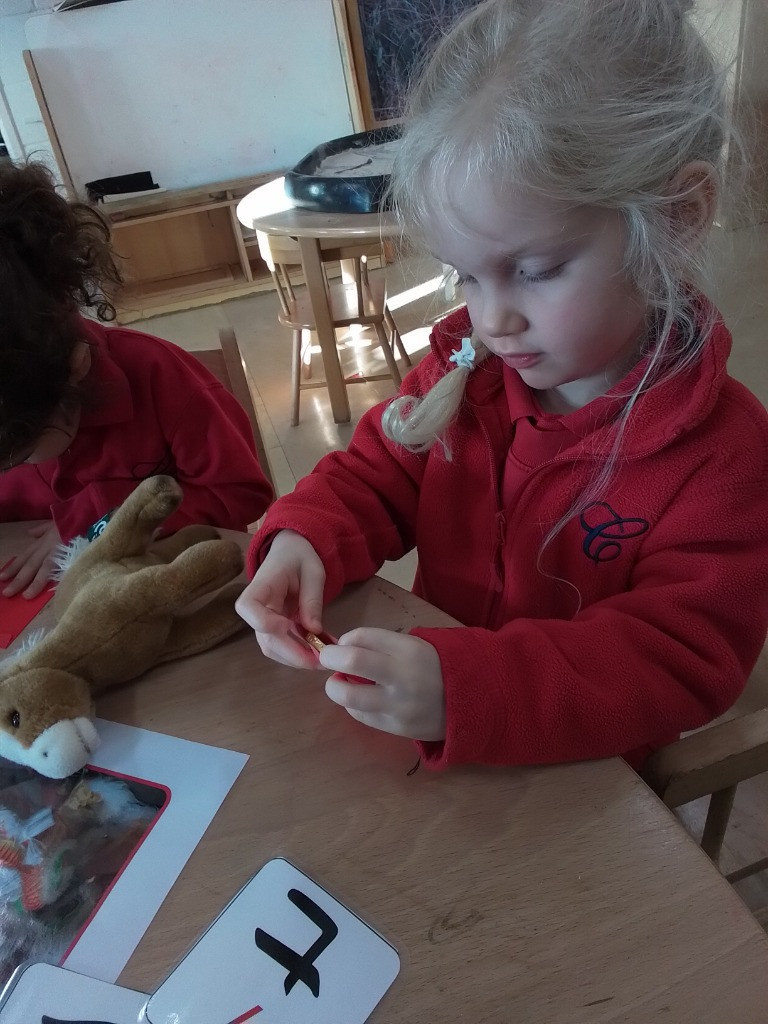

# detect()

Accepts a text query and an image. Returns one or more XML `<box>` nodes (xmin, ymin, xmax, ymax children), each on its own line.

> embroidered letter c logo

<box><xmin>580</xmin><ymin>502</ymin><xmax>649</xmax><ymax>564</ymax></box>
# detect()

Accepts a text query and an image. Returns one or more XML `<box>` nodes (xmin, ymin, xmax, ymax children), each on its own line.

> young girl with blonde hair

<box><xmin>237</xmin><ymin>0</ymin><xmax>768</xmax><ymax>771</ymax></box>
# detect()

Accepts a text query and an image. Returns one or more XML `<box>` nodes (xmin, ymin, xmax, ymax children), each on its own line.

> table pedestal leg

<box><xmin>297</xmin><ymin>235</ymin><xmax>350</xmax><ymax>424</ymax></box>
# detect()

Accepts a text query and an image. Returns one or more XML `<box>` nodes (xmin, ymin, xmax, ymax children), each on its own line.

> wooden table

<box><xmin>236</xmin><ymin>176</ymin><xmax>400</xmax><ymax>424</ymax></box>
<box><xmin>5</xmin><ymin>522</ymin><xmax>768</xmax><ymax>1021</ymax></box>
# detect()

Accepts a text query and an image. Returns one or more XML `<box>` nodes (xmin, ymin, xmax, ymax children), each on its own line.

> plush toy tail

<box><xmin>51</xmin><ymin>536</ymin><xmax>90</xmax><ymax>582</ymax></box>
<box><xmin>0</xmin><ymin>629</ymin><xmax>48</xmax><ymax>678</ymax></box>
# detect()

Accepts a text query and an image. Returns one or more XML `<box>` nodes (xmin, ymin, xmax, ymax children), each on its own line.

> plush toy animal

<box><xmin>0</xmin><ymin>476</ymin><xmax>247</xmax><ymax>778</ymax></box>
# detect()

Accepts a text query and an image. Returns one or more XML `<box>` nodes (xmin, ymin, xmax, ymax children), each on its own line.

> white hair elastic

<box><xmin>448</xmin><ymin>337</ymin><xmax>475</xmax><ymax>370</ymax></box>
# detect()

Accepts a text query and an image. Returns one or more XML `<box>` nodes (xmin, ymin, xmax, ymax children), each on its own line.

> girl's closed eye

<box><xmin>518</xmin><ymin>262</ymin><xmax>566</xmax><ymax>284</ymax></box>
<box><xmin>454</xmin><ymin>263</ymin><xmax>566</xmax><ymax>288</ymax></box>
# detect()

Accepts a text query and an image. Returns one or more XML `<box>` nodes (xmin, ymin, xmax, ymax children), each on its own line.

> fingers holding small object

<box><xmin>256</xmin><ymin>631</ymin><xmax>319</xmax><ymax>669</ymax></box>
<box><xmin>300</xmin><ymin>629</ymin><xmax>330</xmax><ymax>654</ymax></box>
<box><xmin>325</xmin><ymin>673</ymin><xmax>385</xmax><ymax>712</ymax></box>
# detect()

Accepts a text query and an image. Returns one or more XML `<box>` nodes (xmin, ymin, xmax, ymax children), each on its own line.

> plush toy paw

<box><xmin>138</xmin><ymin>474</ymin><xmax>183</xmax><ymax>525</ymax></box>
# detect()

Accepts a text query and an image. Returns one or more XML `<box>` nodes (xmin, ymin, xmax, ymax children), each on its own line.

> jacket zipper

<box><xmin>474</xmin><ymin>410</ymin><xmax>508</xmax><ymax>624</ymax></box>
<box><xmin>493</xmin><ymin>510</ymin><xmax>507</xmax><ymax>591</ymax></box>
<box><xmin>470</xmin><ymin>380</ymin><xmax>675</xmax><ymax>629</ymax></box>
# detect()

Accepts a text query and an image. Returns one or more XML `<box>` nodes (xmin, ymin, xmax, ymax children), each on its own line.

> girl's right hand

<box><xmin>235</xmin><ymin>529</ymin><xmax>326</xmax><ymax>669</ymax></box>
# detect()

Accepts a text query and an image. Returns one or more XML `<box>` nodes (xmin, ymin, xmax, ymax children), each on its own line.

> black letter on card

<box><xmin>254</xmin><ymin>887</ymin><xmax>339</xmax><ymax>997</ymax></box>
<box><xmin>42</xmin><ymin>1018</ymin><xmax>118</xmax><ymax>1023</ymax></box>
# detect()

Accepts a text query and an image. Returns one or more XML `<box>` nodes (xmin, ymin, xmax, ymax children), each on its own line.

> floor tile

<box><xmin>130</xmin><ymin>303</ymin><xmax>229</xmax><ymax>350</ymax></box>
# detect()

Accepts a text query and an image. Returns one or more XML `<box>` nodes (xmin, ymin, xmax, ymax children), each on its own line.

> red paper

<box><xmin>0</xmin><ymin>586</ymin><xmax>54</xmax><ymax>648</ymax></box>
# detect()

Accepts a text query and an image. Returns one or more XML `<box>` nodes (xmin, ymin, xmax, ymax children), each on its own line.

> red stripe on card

<box><xmin>60</xmin><ymin>768</ymin><xmax>172</xmax><ymax>965</ymax></box>
<box><xmin>227</xmin><ymin>1007</ymin><xmax>263</xmax><ymax>1022</ymax></box>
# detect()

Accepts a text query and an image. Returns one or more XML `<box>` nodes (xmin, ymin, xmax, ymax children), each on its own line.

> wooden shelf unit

<box><xmin>103</xmin><ymin>173</ymin><xmax>279</xmax><ymax>323</ymax></box>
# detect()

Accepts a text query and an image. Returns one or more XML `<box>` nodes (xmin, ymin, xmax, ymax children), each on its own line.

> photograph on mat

<box><xmin>0</xmin><ymin>761</ymin><xmax>167</xmax><ymax>988</ymax></box>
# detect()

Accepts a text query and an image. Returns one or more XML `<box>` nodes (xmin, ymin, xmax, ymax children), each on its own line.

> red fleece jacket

<box><xmin>249</xmin><ymin>306</ymin><xmax>768</xmax><ymax>771</ymax></box>
<box><xmin>0</xmin><ymin>319</ymin><xmax>272</xmax><ymax>540</ymax></box>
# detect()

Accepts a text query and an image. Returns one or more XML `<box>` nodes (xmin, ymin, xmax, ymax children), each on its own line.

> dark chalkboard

<box><xmin>343</xmin><ymin>0</ymin><xmax>484</xmax><ymax>128</ymax></box>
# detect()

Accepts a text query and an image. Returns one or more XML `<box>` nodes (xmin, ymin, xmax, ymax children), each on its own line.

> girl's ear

<box><xmin>668</xmin><ymin>160</ymin><xmax>719</xmax><ymax>242</ymax></box>
<box><xmin>68</xmin><ymin>341</ymin><xmax>92</xmax><ymax>384</ymax></box>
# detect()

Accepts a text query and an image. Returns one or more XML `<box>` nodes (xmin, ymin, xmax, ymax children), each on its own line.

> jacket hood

<box><xmin>428</xmin><ymin>303</ymin><xmax>733</xmax><ymax>459</ymax></box>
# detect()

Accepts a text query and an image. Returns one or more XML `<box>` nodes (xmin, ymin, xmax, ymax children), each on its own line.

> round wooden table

<box><xmin>236</xmin><ymin>177</ymin><xmax>401</xmax><ymax>424</ymax></box>
<box><xmin>3</xmin><ymin>523</ymin><xmax>768</xmax><ymax>1021</ymax></box>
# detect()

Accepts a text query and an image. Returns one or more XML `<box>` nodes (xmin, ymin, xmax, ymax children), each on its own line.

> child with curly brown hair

<box><xmin>0</xmin><ymin>162</ymin><xmax>272</xmax><ymax>599</ymax></box>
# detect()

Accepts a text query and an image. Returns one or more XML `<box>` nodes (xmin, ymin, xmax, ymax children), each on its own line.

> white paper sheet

<box><xmin>61</xmin><ymin>719</ymin><xmax>247</xmax><ymax>983</ymax></box>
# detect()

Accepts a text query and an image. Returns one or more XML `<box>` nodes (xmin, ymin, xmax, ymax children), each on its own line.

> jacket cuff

<box><xmin>410</xmin><ymin>624</ymin><xmax>500</xmax><ymax>769</ymax></box>
<box><xmin>246</xmin><ymin>519</ymin><xmax>346</xmax><ymax>603</ymax></box>
<box><xmin>246</xmin><ymin>528</ymin><xmax>281</xmax><ymax>578</ymax></box>
<box><xmin>415</xmin><ymin>738</ymin><xmax>449</xmax><ymax>769</ymax></box>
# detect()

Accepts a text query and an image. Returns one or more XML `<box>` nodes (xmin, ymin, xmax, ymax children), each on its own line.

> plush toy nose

<box><xmin>27</xmin><ymin>717</ymin><xmax>101</xmax><ymax>778</ymax></box>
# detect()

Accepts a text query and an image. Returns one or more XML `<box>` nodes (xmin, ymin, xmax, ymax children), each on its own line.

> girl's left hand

<box><xmin>319</xmin><ymin>628</ymin><xmax>446</xmax><ymax>741</ymax></box>
<box><xmin>0</xmin><ymin>521</ymin><xmax>61</xmax><ymax>598</ymax></box>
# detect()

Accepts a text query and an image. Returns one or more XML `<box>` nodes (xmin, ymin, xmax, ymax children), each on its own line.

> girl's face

<box><xmin>425</xmin><ymin>174</ymin><xmax>649</xmax><ymax>411</ymax></box>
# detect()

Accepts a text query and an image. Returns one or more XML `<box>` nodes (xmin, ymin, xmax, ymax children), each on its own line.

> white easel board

<box><xmin>24</xmin><ymin>0</ymin><xmax>354</xmax><ymax>193</ymax></box>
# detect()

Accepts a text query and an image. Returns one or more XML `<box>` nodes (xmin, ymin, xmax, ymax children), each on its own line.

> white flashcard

<box><xmin>0</xmin><ymin>961</ymin><xmax>147</xmax><ymax>1024</ymax></box>
<box><xmin>144</xmin><ymin>858</ymin><xmax>400</xmax><ymax>1024</ymax></box>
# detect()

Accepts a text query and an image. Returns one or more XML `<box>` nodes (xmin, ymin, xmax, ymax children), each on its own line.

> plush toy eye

<box><xmin>8</xmin><ymin>710</ymin><xmax>19</xmax><ymax>729</ymax></box>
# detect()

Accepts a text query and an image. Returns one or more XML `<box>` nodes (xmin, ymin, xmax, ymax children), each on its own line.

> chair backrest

<box><xmin>734</xmin><ymin>640</ymin><xmax>768</xmax><ymax>715</ymax></box>
<box><xmin>255</xmin><ymin>230</ymin><xmax>299</xmax><ymax>318</ymax></box>
<box><xmin>641</xmin><ymin>631</ymin><xmax>768</xmax><ymax>874</ymax></box>
<box><xmin>255</xmin><ymin>229</ymin><xmax>384</xmax><ymax>323</ymax></box>
<box><xmin>192</xmin><ymin>327</ymin><xmax>274</xmax><ymax>492</ymax></box>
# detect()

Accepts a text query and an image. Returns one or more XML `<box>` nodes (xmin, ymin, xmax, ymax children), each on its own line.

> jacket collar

<box><xmin>430</xmin><ymin>303</ymin><xmax>732</xmax><ymax>459</ymax></box>
<box><xmin>77</xmin><ymin>317</ymin><xmax>135</xmax><ymax>428</ymax></box>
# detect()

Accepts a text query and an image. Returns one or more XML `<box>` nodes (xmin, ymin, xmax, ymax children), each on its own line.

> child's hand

<box><xmin>235</xmin><ymin>529</ymin><xmax>326</xmax><ymax>668</ymax></box>
<box><xmin>0</xmin><ymin>521</ymin><xmax>61</xmax><ymax>598</ymax></box>
<box><xmin>319</xmin><ymin>628</ymin><xmax>446</xmax><ymax>741</ymax></box>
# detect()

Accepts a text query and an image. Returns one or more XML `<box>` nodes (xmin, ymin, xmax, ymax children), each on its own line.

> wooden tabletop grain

<box><xmin>3</xmin><ymin>523</ymin><xmax>768</xmax><ymax>1021</ymax></box>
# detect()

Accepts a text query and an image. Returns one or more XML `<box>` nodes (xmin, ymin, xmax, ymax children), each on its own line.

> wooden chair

<box><xmin>191</xmin><ymin>326</ymin><xmax>274</xmax><ymax>493</ymax></box>
<box><xmin>642</xmin><ymin>640</ymin><xmax>768</xmax><ymax>883</ymax></box>
<box><xmin>256</xmin><ymin>230</ymin><xmax>411</xmax><ymax>425</ymax></box>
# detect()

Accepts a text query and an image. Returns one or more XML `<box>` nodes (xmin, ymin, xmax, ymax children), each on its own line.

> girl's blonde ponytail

<box><xmin>382</xmin><ymin>335</ymin><xmax>489</xmax><ymax>458</ymax></box>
